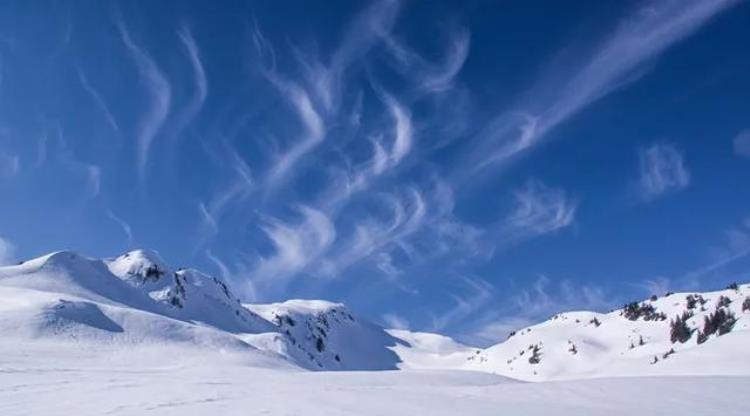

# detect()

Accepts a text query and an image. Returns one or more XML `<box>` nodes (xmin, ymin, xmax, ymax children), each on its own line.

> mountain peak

<box><xmin>106</xmin><ymin>249</ymin><xmax>170</xmax><ymax>289</ymax></box>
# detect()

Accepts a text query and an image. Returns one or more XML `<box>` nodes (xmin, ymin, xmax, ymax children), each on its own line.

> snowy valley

<box><xmin>1</xmin><ymin>249</ymin><xmax>749</xmax><ymax>415</ymax></box>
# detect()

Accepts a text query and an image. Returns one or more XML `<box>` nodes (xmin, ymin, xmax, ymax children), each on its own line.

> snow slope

<box><xmin>245</xmin><ymin>299</ymin><xmax>405</xmax><ymax>370</ymax></box>
<box><xmin>0</xmin><ymin>251</ymin><xmax>288</xmax><ymax>365</ymax></box>
<box><xmin>465</xmin><ymin>284</ymin><xmax>750</xmax><ymax>380</ymax></box>
<box><xmin>2</xmin><ymin>249</ymin><xmax>749</xmax><ymax>381</ymax></box>
<box><xmin>2</xmin><ymin>249</ymin><xmax>750</xmax><ymax>414</ymax></box>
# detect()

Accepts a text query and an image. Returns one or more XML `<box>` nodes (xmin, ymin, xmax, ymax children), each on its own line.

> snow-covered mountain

<box><xmin>464</xmin><ymin>284</ymin><xmax>750</xmax><ymax>380</ymax></box>
<box><xmin>0</xmin><ymin>249</ymin><xmax>461</xmax><ymax>371</ymax></box>
<box><xmin>1</xmin><ymin>249</ymin><xmax>749</xmax><ymax>380</ymax></box>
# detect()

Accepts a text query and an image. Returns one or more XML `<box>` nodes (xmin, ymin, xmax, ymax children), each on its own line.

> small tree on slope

<box><xmin>669</xmin><ymin>311</ymin><xmax>692</xmax><ymax>344</ymax></box>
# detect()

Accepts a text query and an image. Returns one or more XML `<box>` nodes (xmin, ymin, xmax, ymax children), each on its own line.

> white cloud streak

<box><xmin>196</xmin><ymin>141</ymin><xmax>255</xmax><ymax>245</ymax></box>
<box><xmin>116</xmin><ymin>13</ymin><xmax>172</xmax><ymax>181</ymax></box>
<box><xmin>476</xmin><ymin>0</ymin><xmax>737</xmax><ymax>170</ymax></box>
<box><xmin>87</xmin><ymin>165</ymin><xmax>101</xmax><ymax>197</ymax></box>
<box><xmin>106</xmin><ymin>209</ymin><xmax>134</xmax><ymax>246</ymax></box>
<box><xmin>0</xmin><ymin>235</ymin><xmax>15</xmax><ymax>266</ymax></box>
<box><xmin>253</xmin><ymin>205</ymin><xmax>336</xmax><ymax>286</ymax></box>
<box><xmin>0</xmin><ymin>151</ymin><xmax>20</xmax><ymax>177</ymax></box>
<box><xmin>420</xmin><ymin>28</ymin><xmax>470</xmax><ymax>93</ymax></box>
<box><xmin>266</xmin><ymin>81</ymin><xmax>325</xmax><ymax>185</ymax></box>
<box><xmin>637</xmin><ymin>143</ymin><xmax>690</xmax><ymax>200</ymax></box>
<box><xmin>381</xmin><ymin>313</ymin><xmax>410</xmax><ymax>330</ymax></box>
<box><xmin>168</xmin><ymin>24</ymin><xmax>208</xmax><ymax>144</ymax></box>
<box><xmin>431</xmin><ymin>276</ymin><xmax>493</xmax><ymax>332</ymax></box>
<box><xmin>502</xmin><ymin>180</ymin><xmax>577</xmax><ymax>242</ymax></box>
<box><xmin>76</xmin><ymin>67</ymin><xmax>119</xmax><ymax>132</ymax></box>
<box><xmin>468</xmin><ymin>276</ymin><xmax>613</xmax><ymax>345</ymax></box>
<box><xmin>383</xmin><ymin>93</ymin><xmax>413</xmax><ymax>167</ymax></box>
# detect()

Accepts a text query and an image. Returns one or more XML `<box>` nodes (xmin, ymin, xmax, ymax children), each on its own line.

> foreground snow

<box><xmin>1</xmin><ymin>342</ymin><xmax>748</xmax><ymax>416</ymax></box>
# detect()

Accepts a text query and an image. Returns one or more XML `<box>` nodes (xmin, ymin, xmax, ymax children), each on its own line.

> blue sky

<box><xmin>1</xmin><ymin>0</ymin><xmax>749</xmax><ymax>345</ymax></box>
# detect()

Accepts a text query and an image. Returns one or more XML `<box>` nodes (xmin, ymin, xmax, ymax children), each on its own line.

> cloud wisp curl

<box><xmin>252</xmin><ymin>205</ymin><xmax>336</xmax><ymax>289</ymax></box>
<box><xmin>76</xmin><ymin>67</ymin><xmax>119</xmax><ymax>132</ymax></box>
<box><xmin>636</xmin><ymin>143</ymin><xmax>690</xmax><ymax>201</ymax></box>
<box><xmin>115</xmin><ymin>12</ymin><xmax>172</xmax><ymax>181</ymax></box>
<box><xmin>501</xmin><ymin>180</ymin><xmax>577</xmax><ymax>244</ymax></box>
<box><xmin>167</xmin><ymin>24</ymin><xmax>208</xmax><ymax>145</ymax></box>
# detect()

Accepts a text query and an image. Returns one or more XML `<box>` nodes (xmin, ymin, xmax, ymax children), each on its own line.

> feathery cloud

<box><xmin>431</xmin><ymin>276</ymin><xmax>493</xmax><ymax>332</ymax></box>
<box><xmin>253</xmin><ymin>205</ymin><xmax>336</xmax><ymax>286</ymax></box>
<box><xmin>476</xmin><ymin>0</ymin><xmax>737</xmax><ymax>171</ymax></box>
<box><xmin>638</xmin><ymin>276</ymin><xmax>672</xmax><ymax>297</ymax></box>
<box><xmin>468</xmin><ymin>276</ymin><xmax>613</xmax><ymax>345</ymax></box>
<box><xmin>76</xmin><ymin>67</ymin><xmax>119</xmax><ymax>132</ymax></box>
<box><xmin>0</xmin><ymin>235</ymin><xmax>15</xmax><ymax>265</ymax></box>
<box><xmin>637</xmin><ymin>143</ymin><xmax>690</xmax><ymax>200</ymax></box>
<box><xmin>116</xmin><ymin>13</ymin><xmax>172</xmax><ymax>181</ymax></box>
<box><xmin>266</xmin><ymin>81</ymin><xmax>325</xmax><ymax>185</ymax></box>
<box><xmin>168</xmin><ymin>24</ymin><xmax>208</xmax><ymax>144</ymax></box>
<box><xmin>86</xmin><ymin>165</ymin><xmax>101</xmax><ymax>197</ymax></box>
<box><xmin>106</xmin><ymin>209</ymin><xmax>134</xmax><ymax>246</ymax></box>
<box><xmin>381</xmin><ymin>313</ymin><xmax>410</xmax><ymax>330</ymax></box>
<box><xmin>420</xmin><ymin>28</ymin><xmax>471</xmax><ymax>93</ymax></box>
<box><xmin>382</xmin><ymin>93</ymin><xmax>413</xmax><ymax>167</ymax></box>
<box><xmin>502</xmin><ymin>180</ymin><xmax>577</xmax><ymax>242</ymax></box>
<box><xmin>0</xmin><ymin>151</ymin><xmax>19</xmax><ymax>177</ymax></box>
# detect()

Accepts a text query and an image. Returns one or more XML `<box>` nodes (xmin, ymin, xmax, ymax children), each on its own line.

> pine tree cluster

<box><xmin>669</xmin><ymin>311</ymin><xmax>693</xmax><ymax>344</ymax></box>
<box><xmin>622</xmin><ymin>302</ymin><xmax>667</xmax><ymax>321</ymax></box>
<box><xmin>697</xmin><ymin>307</ymin><xmax>737</xmax><ymax>344</ymax></box>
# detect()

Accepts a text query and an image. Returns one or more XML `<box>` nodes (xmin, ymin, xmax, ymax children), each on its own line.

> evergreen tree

<box><xmin>669</xmin><ymin>311</ymin><xmax>692</xmax><ymax>343</ymax></box>
<box><xmin>528</xmin><ymin>345</ymin><xmax>541</xmax><ymax>364</ymax></box>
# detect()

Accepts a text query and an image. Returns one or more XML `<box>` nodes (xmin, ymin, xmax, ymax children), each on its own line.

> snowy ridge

<box><xmin>1</xmin><ymin>249</ymin><xmax>749</xmax><ymax>380</ymax></box>
<box><xmin>465</xmin><ymin>284</ymin><xmax>750</xmax><ymax>380</ymax></box>
<box><xmin>245</xmin><ymin>300</ymin><xmax>404</xmax><ymax>370</ymax></box>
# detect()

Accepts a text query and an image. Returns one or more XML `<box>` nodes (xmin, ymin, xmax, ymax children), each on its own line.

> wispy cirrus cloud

<box><xmin>86</xmin><ymin>165</ymin><xmax>101</xmax><ymax>197</ymax></box>
<box><xmin>636</xmin><ymin>276</ymin><xmax>672</xmax><ymax>297</ymax></box>
<box><xmin>252</xmin><ymin>205</ymin><xmax>336</xmax><ymax>287</ymax></box>
<box><xmin>421</xmin><ymin>28</ymin><xmax>470</xmax><ymax>93</ymax></box>
<box><xmin>636</xmin><ymin>143</ymin><xmax>690</xmax><ymax>201</ymax></box>
<box><xmin>691</xmin><ymin>216</ymin><xmax>750</xmax><ymax>282</ymax></box>
<box><xmin>501</xmin><ymin>179</ymin><xmax>577</xmax><ymax>243</ymax></box>
<box><xmin>381</xmin><ymin>93</ymin><xmax>413</xmax><ymax>167</ymax></box>
<box><xmin>384</xmin><ymin>25</ymin><xmax>471</xmax><ymax>94</ymax></box>
<box><xmin>206</xmin><ymin>249</ymin><xmax>260</xmax><ymax>301</ymax></box>
<box><xmin>381</xmin><ymin>312</ymin><xmax>410</xmax><ymax>330</ymax></box>
<box><xmin>106</xmin><ymin>209</ymin><xmax>134</xmax><ymax>246</ymax></box>
<box><xmin>319</xmin><ymin>187</ymin><xmax>427</xmax><ymax>277</ymax></box>
<box><xmin>640</xmin><ymin>215</ymin><xmax>750</xmax><ymax>293</ymax></box>
<box><xmin>0</xmin><ymin>151</ymin><xmax>20</xmax><ymax>177</ymax></box>
<box><xmin>265</xmin><ymin>82</ymin><xmax>325</xmax><ymax>186</ymax></box>
<box><xmin>431</xmin><ymin>275</ymin><xmax>493</xmax><ymax>332</ymax></box>
<box><xmin>167</xmin><ymin>24</ymin><xmax>208</xmax><ymax>144</ymax></box>
<box><xmin>76</xmin><ymin>67</ymin><xmax>119</xmax><ymax>132</ymax></box>
<box><xmin>0</xmin><ymin>235</ymin><xmax>15</xmax><ymax>265</ymax></box>
<box><xmin>115</xmin><ymin>12</ymin><xmax>172</xmax><ymax>181</ymax></box>
<box><xmin>195</xmin><ymin>140</ymin><xmax>255</xmax><ymax>246</ymax></box>
<box><xmin>473</xmin><ymin>0</ymin><xmax>737</xmax><ymax>172</ymax></box>
<box><xmin>465</xmin><ymin>276</ymin><xmax>613</xmax><ymax>345</ymax></box>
